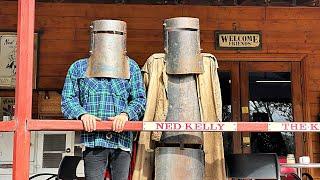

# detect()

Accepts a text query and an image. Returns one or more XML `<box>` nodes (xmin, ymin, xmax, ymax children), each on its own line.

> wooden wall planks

<box><xmin>1</xmin><ymin>1</ymin><xmax>320</xmax><ymax>177</ymax></box>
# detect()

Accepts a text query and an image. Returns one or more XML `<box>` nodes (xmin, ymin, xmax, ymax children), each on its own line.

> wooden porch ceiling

<box><xmin>3</xmin><ymin>0</ymin><xmax>320</xmax><ymax>6</ymax></box>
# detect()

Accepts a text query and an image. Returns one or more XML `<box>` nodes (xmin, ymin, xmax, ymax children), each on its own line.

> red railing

<box><xmin>27</xmin><ymin>120</ymin><xmax>143</xmax><ymax>131</ymax></box>
<box><xmin>0</xmin><ymin>121</ymin><xmax>16</xmax><ymax>132</ymax></box>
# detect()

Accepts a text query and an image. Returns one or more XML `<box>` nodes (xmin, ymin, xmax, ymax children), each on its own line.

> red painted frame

<box><xmin>12</xmin><ymin>0</ymin><xmax>34</xmax><ymax>179</ymax></box>
<box><xmin>0</xmin><ymin>121</ymin><xmax>16</xmax><ymax>132</ymax></box>
<box><xmin>0</xmin><ymin>1</ymin><xmax>313</xmax><ymax>179</ymax></box>
<box><xmin>28</xmin><ymin>120</ymin><xmax>143</xmax><ymax>131</ymax></box>
<box><xmin>0</xmin><ymin>2</ymin><xmax>144</xmax><ymax>179</ymax></box>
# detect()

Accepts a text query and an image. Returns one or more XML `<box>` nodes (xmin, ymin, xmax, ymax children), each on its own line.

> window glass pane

<box><xmin>249</xmin><ymin>72</ymin><xmax>294</xmax><ymax>156</ymax></box>
<box><xmin>218</xmin><ymin>71</ymin><xmax>233</xmax><ymax>155</ymax></box>
<box><xmin>43</xmin><ymin>134</ymin><xmax>66</xmax><ymax>151</ymax></box>
<box><xmin>43</xmin><ymin>153</ymin><xmax>62</xmax><ymax>168</ymax></box>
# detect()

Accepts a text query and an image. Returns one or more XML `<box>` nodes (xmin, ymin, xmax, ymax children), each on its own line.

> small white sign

<box><xmin>143</xmin><ymin>122</ymin><xmax>237</xmax><ymax>132</ymax></box>
<box><xmin>216</xmin><ymin>31</ymin><xmax>261</xmax><ymax>50</ymax></box>
<box><xmin>268</xmin><ymin>122</ymin><xmax>320</xmax><ymax>132</ymax></box>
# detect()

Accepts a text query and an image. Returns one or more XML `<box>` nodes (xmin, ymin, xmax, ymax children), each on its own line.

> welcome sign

<box><xmin>215</xmin><ymin>31</ymin><xmax>262</xmax><ymax>50</ymax></box>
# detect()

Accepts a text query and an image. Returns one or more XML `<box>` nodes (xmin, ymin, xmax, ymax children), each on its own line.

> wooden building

<box><xmin>0</xmin><ymin>0</ymin><xmax>320</xmax><ymax>179</ymax></box>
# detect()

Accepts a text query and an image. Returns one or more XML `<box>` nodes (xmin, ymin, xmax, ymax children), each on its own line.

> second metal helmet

<box><xmin>164</xmin><ymin>17</ymin><xmax>204</xmax><ymax>74</ymax></box>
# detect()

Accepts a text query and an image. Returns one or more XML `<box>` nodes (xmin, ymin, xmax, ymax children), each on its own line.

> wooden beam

<box><xmin>215</xmin><ymin>53</ymin><xmax>306</xmax><ymax>62</ymax></box>
<box><xmin>0</xmin><ymin>121</ymin><xmax>16</xmax><ymax>132</ymax></box>
<box><xmin>26</xmin><ymin>120</ymin><xmax>320</xmax><ymax>132</ymax></box>
<box><xmin>28</xmin><ymin>119</ymin><xmax>143</xmax><ymax>131</ymax></box>
<box><xmin>13</xmin><ymin>0</ymin><xmax>35</xmax><ymax>179</ymax></box>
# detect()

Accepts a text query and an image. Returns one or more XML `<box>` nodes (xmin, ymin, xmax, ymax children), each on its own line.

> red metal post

<box><xmin>13</xmin><ymin>0</ymin><xmax>35</xmax><ymax>179</ymax></box>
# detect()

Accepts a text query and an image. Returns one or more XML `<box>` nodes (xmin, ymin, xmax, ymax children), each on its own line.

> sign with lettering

<box><xmin>0</xmin><ymin>32</ymin><xmax>38</xmax><ymax>89</ymax></box>
<box><xmin>143</xmin><ymin>122</ymin><xmax>237</xmax><ymax>132</ymax></box>
<box><xmin>268</xmin><ymin>122</ymin><xmax>320</xmax><ymax>132</ymax></box>
<box><xmin>215</xmin><ymin>31</ymin><xmax>262</xmax><ymax>50</ymax></box>
<box><xmin>141</xmin><ymin>122</ymin><xmax>320</xmax><ymax>132</ymax></box>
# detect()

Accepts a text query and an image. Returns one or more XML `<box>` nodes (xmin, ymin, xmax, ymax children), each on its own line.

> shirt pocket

<box><xmin>111</xmin><ymin>79</ymin><xmax>129</xmax><ymax>114</ymax></box>
<box><xmin>78</xmin><ymin>78</ymin><xmax>102</xmax><ymax>111</ymax></box>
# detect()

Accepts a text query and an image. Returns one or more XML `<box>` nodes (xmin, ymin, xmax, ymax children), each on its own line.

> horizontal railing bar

<box><xmin>27</xmin><ymin>120</ymin><xmax>320</xmax><ymax>132</ymax></box>
<box><xmin>28</xmin><ymin>119</ymin><xmax>142</xmax><ymax>131</ymax></box>
<box><xmin>0</xmin><ymin>121</ymin><xmax>16</xmax><ymax>132</ymax></box>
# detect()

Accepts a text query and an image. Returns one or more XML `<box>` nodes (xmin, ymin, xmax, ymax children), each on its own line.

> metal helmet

<box><xmin>164</xmin><ymin>17</ymin><xmax>204</xmax><ymax>74</ymax></box>
<box><xmin>86</xmin><ymin>20</ymin><xmax>130</xmax><ymax>79</ymax></box>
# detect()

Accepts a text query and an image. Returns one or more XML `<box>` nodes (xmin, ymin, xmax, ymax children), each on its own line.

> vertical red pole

<box><xmin>13</xmin><ymin>0</ymin><xmax>35</xmax><ymax>179</ymax></box>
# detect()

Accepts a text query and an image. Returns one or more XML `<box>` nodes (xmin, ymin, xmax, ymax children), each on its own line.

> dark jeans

<box><xmin>83</xmin><ymin>147</ymin><xmax>131</xmax><ymax>180</ymax></box>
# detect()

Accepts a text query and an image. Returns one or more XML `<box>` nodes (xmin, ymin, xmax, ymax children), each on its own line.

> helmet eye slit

<box><xmin>94</xmin><ymin>31</ymin><xmax>124</xmax><ymax>35</ymax></box>
<box><xmin>167</xmin><ymin>28</ymin><xmax>198</xmax><ymax>32</ymax></box>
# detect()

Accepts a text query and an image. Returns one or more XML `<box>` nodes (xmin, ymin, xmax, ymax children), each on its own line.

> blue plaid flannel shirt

<box><xmin>61</xmin><ymin>58</ymin><xmax>146</xmax><ymax>152</ymax></box>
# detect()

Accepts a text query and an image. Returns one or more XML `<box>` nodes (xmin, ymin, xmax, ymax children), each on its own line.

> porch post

<box><xmin>13</xmin><ymin>0</ymin><xmax>35</xmax><ymax>179</ymax></box>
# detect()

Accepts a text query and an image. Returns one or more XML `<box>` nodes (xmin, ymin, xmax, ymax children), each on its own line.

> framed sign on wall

<box><xmin>0</xmin><ymin>97</ymin><xmax>15</xmax><ymax>121</ymax></box>
<box><xmin>215</xmin><ymin>31</ymin><xmax>262</xmax><ymax>50</ymax></box>
<box><xmin>0</xmin><ymin>32</ymin><xmax>38</xmax><ymax>89</ymax></box>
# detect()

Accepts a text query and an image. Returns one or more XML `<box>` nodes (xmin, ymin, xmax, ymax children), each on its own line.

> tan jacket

<box><xmin>133</xmin><ymin>53</ymin><xmax>226</xmax><ymax>180</ymax></box>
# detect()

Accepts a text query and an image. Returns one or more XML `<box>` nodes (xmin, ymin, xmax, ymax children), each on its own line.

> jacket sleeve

<box><xmin>210</xmin><ymin>55</ymin><xmax>223</xmax><ymax>121</ymax></box>
<box><xmin>123</xmin><ymin>61</ymin><xmax>146</xmax><ymax>121</ymax></box>
<box><xmin>61</xmin><ymin>63</ymin><xmax>87</xmax><ymax>119</ymax></box>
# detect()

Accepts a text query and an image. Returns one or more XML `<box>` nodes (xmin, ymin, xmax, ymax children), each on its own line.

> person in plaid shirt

<box><xmin>61</xmin><ymin>20</ymin><xmax>146</xmax><ymax>180</ymax></box>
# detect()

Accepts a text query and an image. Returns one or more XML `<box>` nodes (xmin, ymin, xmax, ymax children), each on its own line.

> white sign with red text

<box><xmin>143</xmin><ymin>122</ymin><xmax>237</xmax><ymax>132</ymax></box>
<box><xmin>268</xmin><ymin>122</ymin><xmax>320</xmax><ymax>132</ymax></box>
<box><xmin>141</xmin><ymin>122</ymin><xmax>320</xmax><ymax>132</ymax></box>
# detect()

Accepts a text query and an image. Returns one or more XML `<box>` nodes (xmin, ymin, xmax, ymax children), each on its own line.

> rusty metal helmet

<box><xmin>86</xmin><ymin>20</ymin><xmax>130</xmax><ymax>79</ymax></box>
<box><xmin>164</xmin><ymin>17</ymin><xmax>204</xmax><ymax>74</ymax></box>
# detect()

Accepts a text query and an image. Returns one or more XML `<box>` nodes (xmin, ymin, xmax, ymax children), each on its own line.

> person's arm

<box><xmin>123</xmin><ymin>61</ymin><xmax>146</xmax><ymax>121</ymax></box>
<box><xmin>111</xmin><ymin>61</ymin><xmax>146</xmax><ymax>133</ymax></box>
<box><xmin>61</xmin><ymin>63</ymin><xmax>87</xmax><ymax>120</ymax></box>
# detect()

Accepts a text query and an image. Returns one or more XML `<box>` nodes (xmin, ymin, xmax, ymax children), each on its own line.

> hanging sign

<box><xmin>0</xmin><ymin>32</ymin><xmax>38</xmax><ymax>89</ymax></box>
<box><xmin>215</xmin><ymin>31</ymin><xmax>262</xmax><ymax>50</ymax></box>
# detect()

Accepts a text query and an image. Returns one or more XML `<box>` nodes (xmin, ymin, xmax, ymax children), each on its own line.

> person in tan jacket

<box><xmin>133</xmin><ymin>17</ymin><xmax>226</xmax><ymax>180</ymax></box>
